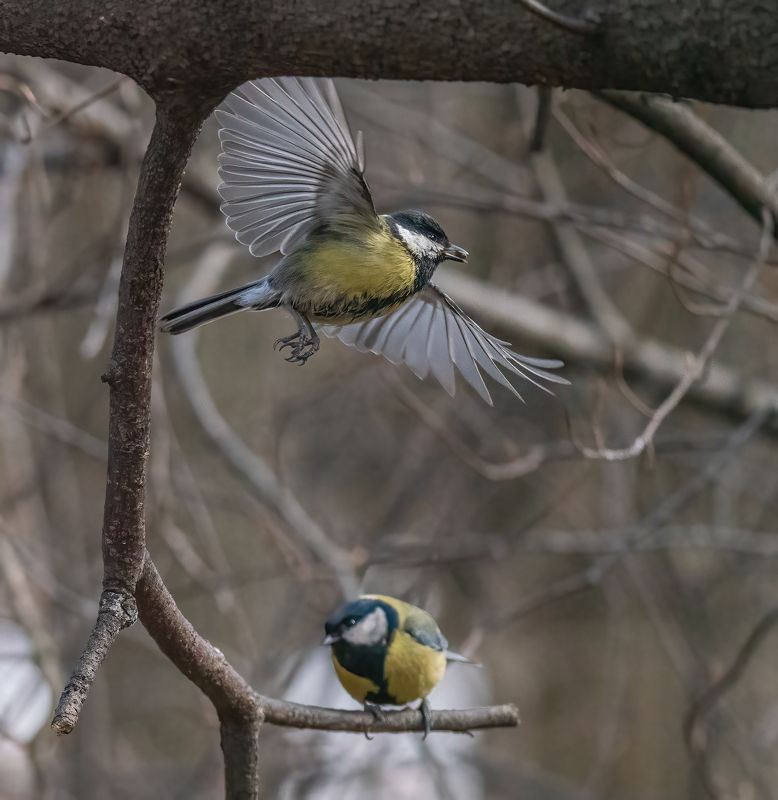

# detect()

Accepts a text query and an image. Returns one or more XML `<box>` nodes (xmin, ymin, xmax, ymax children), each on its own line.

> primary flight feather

<box><xmin>160</xmin><ymin>77</ymin><xmax>569</xmax><ymax>404</ymax></box>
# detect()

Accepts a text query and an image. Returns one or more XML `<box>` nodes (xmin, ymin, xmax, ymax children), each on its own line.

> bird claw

<box><xmin>363</xmin><ymin>701</ymin><xmax>385</xmax><ymax>740</ymax></box>
<box><xmin>274</xmin><ymin>330</ymin><xmax>320</xmax><ymax>365</ymax></box>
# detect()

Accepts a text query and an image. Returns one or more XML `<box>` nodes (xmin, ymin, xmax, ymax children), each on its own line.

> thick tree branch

<box><xmin>101</xmin><ymin>105</ymin><xmax>209</xmax><ymax>595</ymax></box>
<box><xmin>2</xmin><ymin>2</ymin><xmax>778</xmax><ymax>107</ymax></box>
<box><xmin>51</xmin><ymin>101</ymin><xmax>211</xmax><ymax>734</ymax></box>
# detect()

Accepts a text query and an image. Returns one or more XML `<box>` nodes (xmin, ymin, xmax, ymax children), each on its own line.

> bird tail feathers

<box><xmin>160</xmin><ymin>278</ymin><xmax>279</xmax><ymax>334</ymax></box>
<box><xmin>445</xmin><ymin>650</ymin><xmax>481</xmax><ymax>667</ymax></box>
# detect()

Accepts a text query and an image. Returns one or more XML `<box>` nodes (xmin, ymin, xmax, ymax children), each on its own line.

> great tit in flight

<box><xmin>322</xmin><ymin>594</ymin><xmax>475</xmax><ymax>737</ymax></box>
<box><xmin>161</xmin><ymin>78</ymin><xmax>568</xmax><ymax>404</ymax></box>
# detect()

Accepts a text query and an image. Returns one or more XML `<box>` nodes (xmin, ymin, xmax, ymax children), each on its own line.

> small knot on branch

<box><xmin>100</xmin><ymin>361</ymin><xmax>119</xmax><ymax>384</ymax></box>
<box><xmin>100</xmin><ymin>589</ymin><xmax>138</xmax><ymax>628</ymax></box>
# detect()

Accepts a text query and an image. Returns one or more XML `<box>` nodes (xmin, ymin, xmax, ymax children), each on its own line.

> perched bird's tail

<box><xmin>160</xmin><ymin>278</ymin><xmax>280</xmax><ymax>335</ymax></box>
<box><xmin>445</xmin><ymin>650</ymin><xmax>481</xmax><ymax>667</ymax></box>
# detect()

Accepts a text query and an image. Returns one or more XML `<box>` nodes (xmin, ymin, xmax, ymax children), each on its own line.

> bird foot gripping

<box><xmin>420</xmin><ymin>697</ymin><xmax>432</xmax><ymax>740</ymax></box>
<box><xmin>363</xmin><ymin>701</ymin><xmax>386</xmax><ymax>740</ymax></box>
<box><xmin>273</xmin><ymin>328</ymin><xmax>320</xmax><ymax>365</ymax></box>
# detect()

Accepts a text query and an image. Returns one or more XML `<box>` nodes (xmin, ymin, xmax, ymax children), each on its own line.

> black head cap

<box><xmin>389</xmin><ymin>209</ymin><xmax>468</xmax><ymax>265</ymax></box>
<box><xmin>391</xmin><ymin>209</ymin><xmax>448</xmax><ymax>243</ymax></box>
<box><xmin>323</xmin><ymin>597</ymin><xmax>399</xmax><ymax>645</ymax></box>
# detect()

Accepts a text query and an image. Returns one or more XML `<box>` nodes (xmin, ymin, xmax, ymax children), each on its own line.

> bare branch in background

<box><xmin>493</xmin><ymin>408</ymin><xmax>769</xmax><ymax>626</ymax></box>
<box><xmin>684</xmin><ymin>604</ymin><xmax>778</xmax><ymax>799</ymax></box>
<box><xmin>575</xmin><ymin>214</ymin><xmax>772</xmax><ymax>460</ymax></box>
<box><xmin>598</xmin><ymin>91</ymin><xmax>778</xmax><ymax>232</ymax></box>
<box><xmin>519</xmin><ymin>89</ymin><xmax>633</xmax><ymax>343</ymax></box>
<box><xmin>166</xmin><ymin>246</ymin><xmax>360</xmax><ymax>599</ymax></box>
<box><xmin>579</xmin><ymin>226</ymin><xmax>778</xmax><ymax>324</ymax></box>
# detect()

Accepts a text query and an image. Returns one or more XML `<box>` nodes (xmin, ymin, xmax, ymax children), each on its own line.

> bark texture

<box><xmin>1</xmin><ymin>1</ymin><xmax>778</xmax><ymax>107</ymax></box>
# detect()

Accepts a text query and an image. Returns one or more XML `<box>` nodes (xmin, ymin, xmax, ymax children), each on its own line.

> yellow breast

<box><xmin>383</xmin><ymin>631</ymin><xmax>446</xmax><ymax>705</ymax></box>
<box><xmin>286</xmin><ymin>223</ymin><xmax>416</xmax><ymax>322</ymax></box>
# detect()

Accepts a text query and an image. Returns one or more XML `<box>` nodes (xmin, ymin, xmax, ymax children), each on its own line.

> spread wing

<box><xmin>319</xmin><ymin>284</ymin><xmax>569</xmax><ymax>405</ymax></box>
<box><xmin>403</xmin><ymin>606</ymin><xmax>448</xmax><ymax>652</ymax></box>
<box><xmin>216</xmin><ymin>77</ymin><xmax>378</xmax><ymax>258</ymax></box>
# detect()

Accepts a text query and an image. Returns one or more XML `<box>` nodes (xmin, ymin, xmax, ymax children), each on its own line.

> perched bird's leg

<box><xmin>363</xmin><ymin>701</ymin><xmax>385</xmax><ymax>740</ymax></box>
<box><xmin>274</xmin><ymin>306</ymin><xmax>320</xmax><ymax>365</ymax></box>
<box><xmin>420</xmin><ymin>698</ymin><xmax>433</xmax><ymax>740</ymax></box>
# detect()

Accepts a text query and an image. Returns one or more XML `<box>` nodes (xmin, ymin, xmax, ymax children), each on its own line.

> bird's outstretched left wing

<box><xmin>319</xmin><ymin>284</ymin><xmax>569</xmax><ymax>405</ymax></box>
<box><xmin>217</xmin><ymin>77</ymin><xmax>378</xmax><ymax>258</ymax></box>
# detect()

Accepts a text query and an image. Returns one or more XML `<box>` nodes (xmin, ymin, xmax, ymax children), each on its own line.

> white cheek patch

<box><xmin>343</xmin><ymin>607</ymin><xmax>388</xmax><ymax>646</ymax></box>
<box><xmin>396</xmin><ymin>225</ymin><xmax>442</xmax><ymax>260</ymax></box>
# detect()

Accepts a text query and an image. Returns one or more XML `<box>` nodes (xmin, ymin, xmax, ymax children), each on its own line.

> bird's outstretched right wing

<box><xmin>217</xmin><ymin>77</ymin><xmax>378</xmax><ymax>258</ymax></box>
<box><xmin>319</xmin><ymin>284</ymin><xmax>569</xmax><ymax>405</ymax></box>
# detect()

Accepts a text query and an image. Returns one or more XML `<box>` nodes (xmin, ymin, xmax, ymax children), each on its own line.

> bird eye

<box><xmin>346</xmin><ymin>617</ymin><xmax>357</xmax><ymax>627</ymax></box>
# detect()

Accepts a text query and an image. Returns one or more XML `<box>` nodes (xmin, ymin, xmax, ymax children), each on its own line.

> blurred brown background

<box><xmin>1</xmin><ymin>57</ymin><xmax>777</xmax><ymax>799</ymax></box>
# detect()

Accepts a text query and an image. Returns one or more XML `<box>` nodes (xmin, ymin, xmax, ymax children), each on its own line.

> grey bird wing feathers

<box><xmin>403</xmin><ymin>605</ymin><xmax>479</xmax><ymax>665</ymax></box>
<box><xmin>160</xmin><ymin>77</ymin><xmax>377</xmax><ymax>334</ymax></box>
<box><xmin>319</xmin><ymin>284</ymin><xmax>569</xmax><ymax>405</ymax></box>
<box><xmin>216</xmin><ymin>77</ymin><xmax>378</xmax><ymax>255</ymax></box>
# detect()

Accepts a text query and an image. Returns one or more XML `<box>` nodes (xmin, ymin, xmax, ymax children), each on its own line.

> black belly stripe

<box><xmin>311</xmin><ymin>287</ymin><xmax>415</xmax><ymax>322</ymax></box>
<box><xmin>332</xmin><ymin>642</ymin><xmax>387</xmax><ymax>694</ymax></box>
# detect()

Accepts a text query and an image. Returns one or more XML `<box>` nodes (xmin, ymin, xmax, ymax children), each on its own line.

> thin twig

<box><xmin>493</xmin><ymin>408</ymin><xmax>769</xmax><ymax>626</ymax></box>
<box><xmin>683</xmin><ymin>604</ymin><xmax>778</xmax><ymax>799</ymax></box>
<box><xmin>18</xmin><ymin>76</ymin><xmax>125</xmax><ymax>143</ymax></box>
<box><xmin>577</xmin><ymin>211</ymin><xmax>771</xmax><ymax>460</ymax></box>
<box><xmin>261</xmin><ymin>696</ymin><xmax>519</xmax><ymax>734</ymax></box>
<box><xmin>519</xmin><ymin>89</ymin><xmax>633</xmax><ymax>343</ymax></box>
<box><xmin>579</xmin><ymin>226</ymin><xmax>778</xmax><ymax>324</ymax></box>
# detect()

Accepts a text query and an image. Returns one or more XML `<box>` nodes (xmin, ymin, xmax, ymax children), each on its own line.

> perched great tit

<box><xmin>161</xmin><ymin>77</ymin><xmax>568</xmax><ymax>404</ymax></box>
<box><xmin>322</xmin><ymin>594</ymin><xmax>475</xmax><ymax>737</ymax></box>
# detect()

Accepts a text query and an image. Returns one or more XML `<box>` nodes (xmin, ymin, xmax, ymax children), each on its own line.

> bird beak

<box><xmin>321</xmin><ymin>634</ymin><xmax>339</xmax><ymax>646</ymax></box>
<box><xmin>443</xmin><ymin>244</ymin><xmax>468</xmax><ymax>263</ymax></box>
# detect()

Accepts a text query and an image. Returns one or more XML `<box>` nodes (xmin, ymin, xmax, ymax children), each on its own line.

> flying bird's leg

<box><xmin>420</xmin><ymin>697</ymin><xmax>433</xmax><ymax>740</ymax></box>
<box><xmin>273</xmin><ymin>306</ymin><xmax>320</xmax><ymax>365</ymax></box>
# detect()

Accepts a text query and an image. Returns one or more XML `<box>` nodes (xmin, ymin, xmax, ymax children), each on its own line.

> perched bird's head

<box><xmin>322</xmin><ymin>597</ymin><xmax>398</xmax><ymax>648</ymax></box>
<box><xmin>388</xmin><ymin>210</ymin><xmax>468</xmax><ymax>269</ymax></box>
